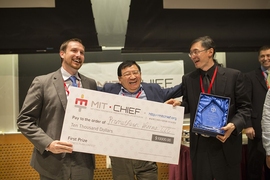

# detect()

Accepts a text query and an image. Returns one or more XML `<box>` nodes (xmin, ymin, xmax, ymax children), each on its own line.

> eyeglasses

<box><xmin>122</xmin><ymin>70</ymin><xmax>140</xmax><ymax>77</ymax></box>
<box><xmin>188</xmin><ymin>49</ymin><xmax>208</xmax><ymax>57</ymax></box>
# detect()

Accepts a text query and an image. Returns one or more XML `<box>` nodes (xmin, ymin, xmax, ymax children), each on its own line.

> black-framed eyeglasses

<box><xmin>188</xmin><ymin>49</ymin><xmax>209</xmax><ymax>57</ymax></box>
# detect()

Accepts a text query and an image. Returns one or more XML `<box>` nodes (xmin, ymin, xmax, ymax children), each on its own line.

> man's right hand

<box><xmin>46</xmin><ymin>140</ymin><xmax>73</xmax><ymax>154</ymax></box>
<box><xmin>244</xmin><ymin>127</ymin><xmax>255</xmax><ymax>140</ymax></box>
<box><xmin>165</xmin><ymin>99</ymin><xmax>181</xmax><ymax>107</ymax></box>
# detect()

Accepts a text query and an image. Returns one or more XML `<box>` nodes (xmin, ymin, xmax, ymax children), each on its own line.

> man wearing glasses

<box><xmin>167</xmin><ymin>36</ymin><xmax>251</xmax><ymax>180</ymax></box>
<box><xmin>101</xmin><ymin>60</ymin><xmax>182</xmax><ymax>180</ymax></box>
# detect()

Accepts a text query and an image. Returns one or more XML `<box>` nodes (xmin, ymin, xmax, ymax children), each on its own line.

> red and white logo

<box><xmin>75</xmin><ymin>94</ymin><xmax>88</xmax><ymax>112</ymax></box>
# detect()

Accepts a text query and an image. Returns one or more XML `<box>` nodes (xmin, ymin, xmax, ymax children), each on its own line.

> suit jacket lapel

<box><xmin>255</xmin><ymin>68</ymin><xmax>268</xmax><ymax>91</ymax></box>
<box><xmin>141</xmin><ymin>83</ymin><xmax>155</xmax><ymax>101</ymax></box>
<box><xmin>215</xmin><ymin>67</ymin><xmax>227</xmax><ymax>95</ymax></box>
<box><xmin>190</xmin><ymin>67</ymin><xmax>227</xmax><ymax>96</ymax></box>
<box><xmin>53</xmin><ymin>69</ymin><xmax>67</xmax><ymax>110</ymax></box>
<box><xmin>109</xmin><ymin>83</ymin><xmax>122</xmax><ymax>94</ymax></box>
<box><xmin>190</xmin><ymin>70</ymin><xmax>201</xmax><ymax>98</ymax></box>
<box><xmin>80</xmin><ymin>74</ymin><xmax>89</xmax><ymax>89</ymax></box>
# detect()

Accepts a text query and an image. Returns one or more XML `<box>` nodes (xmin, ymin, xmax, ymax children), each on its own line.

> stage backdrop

<box><xmin>79</xmin><ymin>60</ymin><xmax>184</xmax><ymax>88</ymax></box>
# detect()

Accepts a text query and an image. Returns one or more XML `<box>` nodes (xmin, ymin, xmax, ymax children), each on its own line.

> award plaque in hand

<box><xmin>192</xmin><ymin>93</ymin><xmax>230</xmax><ymax>137</ymax></box>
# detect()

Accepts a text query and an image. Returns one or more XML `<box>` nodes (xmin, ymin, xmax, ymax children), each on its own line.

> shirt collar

<box><xmin>120</xmin><ymin>84</ymin><xmax>143</xmax><ymax>95</ymax></box>
<box><xmin>61</xmin><ymin>67</ymin><xmax>81</xmax><ymax>81</ymax></box>
<box><xmin>199</xmin><ymin>63</ymin><xmax>217</xmax><ymax>78</ymax></box>
<box><xmin>261</xmin><ymin>66</ymin><xmax>268</xmax><ymax>73</ymax></box>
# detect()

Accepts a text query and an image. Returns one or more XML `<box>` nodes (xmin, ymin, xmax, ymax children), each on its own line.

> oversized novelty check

<box><xmin>60</xmin><ymin>87</ymin><xmax>184</xmax><ymax>164</ymax></box>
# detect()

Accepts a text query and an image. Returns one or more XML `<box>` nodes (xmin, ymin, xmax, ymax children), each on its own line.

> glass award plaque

<box><xmin>192</xmin><ymin>93</ymin><xmax>230</xmax><ymax>137</ymax></box>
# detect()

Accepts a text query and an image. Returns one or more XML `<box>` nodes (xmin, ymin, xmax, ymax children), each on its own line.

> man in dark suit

<box><xmin>17</xmin><ymin>38</ymin><xmax>97</xmax><ymax>180</ymax></box>
<box><xmin>167</xmin><ymin>36</ymin><xmax>251</xmax><ymax>180</ymax></box>
<box><xmin>245</xmin><ymin>45</ymin><xmax>270</xmax><ymax>180</ymax></box>
<box><xmin>101</xmin><ymin>60</ymin><xmax>182</xmax><ymax>180</ymax></box>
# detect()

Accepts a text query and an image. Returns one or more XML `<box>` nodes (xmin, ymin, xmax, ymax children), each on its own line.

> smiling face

<box><xmin>258</xmin><ymin>48</ymin><xmax>270</xmax><ymax>70</ymax></box>
<box><xmin>189</xmin><ymin>41</ymin><xmax>214</xmax><ymax>71</ymax></box>
<box><xmin>60</xmin><ymin>40</ymin><xmax>85</xmax><ymax>75</ymax></box>
<box><xmin>118</xmin><ymin>64</ymin><xmax>142</xmax><ymax>93</ymax></box>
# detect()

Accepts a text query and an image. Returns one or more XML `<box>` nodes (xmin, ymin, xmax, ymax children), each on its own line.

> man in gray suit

<box><xmin>17</xmin><ymin>38</ymin><xmax>97</xmax><ymax>180</ymax></box>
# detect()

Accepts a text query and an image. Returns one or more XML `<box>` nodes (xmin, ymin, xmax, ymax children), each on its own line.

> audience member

<box><xmin>245</xmin><ymin>45</ymin><xmax>270</xmax><ymax>179</ymax></box>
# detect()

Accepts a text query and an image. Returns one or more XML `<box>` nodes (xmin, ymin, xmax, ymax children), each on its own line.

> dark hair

<box><xmin>117</xmin><ymin>60</ymin><xmax>141</xmax><ymax>76</ymax></box>
<box><xmin>258</xmin><ymin>45</ymin><xmax>270</xmax><ymax>55</ymax></box>
<box><xmin>59</xmin><ymin>38</ymin><xmax>84</xmax><ymax>63</ymax></box>
<box><xmin>191</xmin><ymin>36</ymin><xmax>216</xmax><ymax>57</ymax></box>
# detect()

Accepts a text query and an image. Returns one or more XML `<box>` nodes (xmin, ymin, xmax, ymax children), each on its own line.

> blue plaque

<box><xmin>192</xmin><ymin>93</ymin><xmax>230</xmax><ymax>137</ymax></box>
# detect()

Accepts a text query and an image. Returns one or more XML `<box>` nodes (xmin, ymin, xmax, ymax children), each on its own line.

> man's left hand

<box><xmin>216</xmin><ymin>123</ymin><xmax>235</xmax><ymax>143</ymax></box>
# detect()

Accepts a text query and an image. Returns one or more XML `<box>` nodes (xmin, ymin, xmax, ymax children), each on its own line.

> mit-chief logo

<box><xmin>75</xmin><ymin>94</ymin><xmax>88</xmax><ymax>112</ymax></box>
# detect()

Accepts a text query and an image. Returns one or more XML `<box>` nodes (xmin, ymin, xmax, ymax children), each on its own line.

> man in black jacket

<box><xmin>245</xmin><ymin>45</ymin><xmax>270</xmax><ymax>180</ymax></box>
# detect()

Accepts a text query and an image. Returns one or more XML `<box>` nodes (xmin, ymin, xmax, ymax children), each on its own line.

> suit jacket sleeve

<box><xmin>161</xmin><ymin>83</ymin><xmax>183</xmax><ymax>100</ymax></box>
<box><xmin>180</xmin><ymin>75</ymin><xmax>190</xmax><ymax>114</ymax></box>
<box><xmin>17</xmin><ymin>76</ymin><xmax>55</xmax><ymax>153</ymax></box>
<box><xmin>229</xmin><ymin>70</ymin><xmax>251</xmax><ymax>134</ymax></box>
<box><xmin>244</xmin><ymin>72</ymin><xmax>253</xmax><ymax>128</ymax></box>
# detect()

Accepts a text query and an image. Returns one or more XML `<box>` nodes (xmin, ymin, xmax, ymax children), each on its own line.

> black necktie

<box><xmin>203</xmin><ymin>73</ymin><xmax>210</xmax><ymax>92</ymax></box>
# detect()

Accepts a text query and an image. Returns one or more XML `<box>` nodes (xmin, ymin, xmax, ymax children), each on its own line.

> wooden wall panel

<box><xmin>0</xmin><ymin>134</ymin><xmax>39</xmax><ymax>179</ymax></box>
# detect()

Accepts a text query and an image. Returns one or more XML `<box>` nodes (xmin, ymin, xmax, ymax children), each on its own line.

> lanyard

<box><xmin>262</xmin><ymin>71</ymin><xmax>270</xmax><ymax>89</ymax></box>
<box><xmin>64</xmin><ymin>82</ymin><xmax>70</xmax><ymax>95</ymax></box>
<box><xmin>64</xmin><ymin>81</ymin><xmax>81</xmax><ymax>95</ymax></box>
<box><xmin>200</xmin><ymin>66</ymin><xmax>218</xmax><ymax>94</ymax></box>
<box><xmin>135</xmin><ymin>90</ymin><xmax>142</xmax><ymax>98</ymax></box>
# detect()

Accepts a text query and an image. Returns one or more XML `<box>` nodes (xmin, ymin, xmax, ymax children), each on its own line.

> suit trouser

<box><xmin>40</xmin><ymin>152</ymin><xmax>94</xmax><ymax>180</ymax></box>
<box><xmin>247</xmin><ymin>138</ymin><xmax>265</xmax><ymax>180</ymax></box>
<box><xmin>247</xmin><ymin>138</ymin><xmax>270</xmax><ymax>180</ymax></box>
<box><xmin>192</xmin><ymin>135</ymin><xmax>241</xmax><ymax>180</ymax></box>
<box><xmin>110</xmin><ymin>156</ymin><xmax>158</xmax><ymax>180</ymax></box>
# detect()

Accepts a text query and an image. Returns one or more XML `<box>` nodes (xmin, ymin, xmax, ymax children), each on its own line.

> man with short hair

<box><xmin>101</xmin><ymin>60</ymin><xmax>182</xmax><ymax>180</ymax></box>
<box><xmin>246</xmin><ymin>45</ymin><xmax>270</xmax><ymax>179</ymax></box>
<box><xmin>167</xmin><ymin>36</ymin><xmax>251</xmax><ymax>180</ymax></box>
<box><xmin>17</xmin><ymin>38</ymin><xmax>97</xmax><ymax>180</ymax></box>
